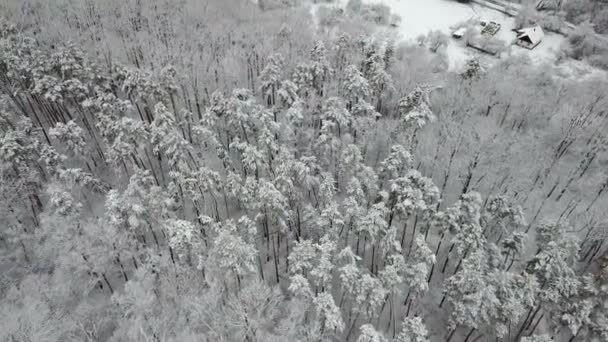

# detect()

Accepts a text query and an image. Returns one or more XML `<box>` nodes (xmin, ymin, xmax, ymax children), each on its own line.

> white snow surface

<box><xmin>363</xmin><ymin>0</ymin><xmax>568</xmax><ymax>71</ymax></box>
<box><xmin>366</xmin><ymin>0</ymin><xmax>489</xmax><ymax>40</ymax></box>
<box><xmin>309</xmin><ymin>0</ymin><xmax>604</xmax><ymax>78</ymax></box>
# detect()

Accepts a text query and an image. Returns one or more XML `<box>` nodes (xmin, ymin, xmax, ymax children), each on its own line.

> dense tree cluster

<box><xmin>0</xmin><ymin>0</ymin><xmax>607</xmax><ymax>341</ymax></box>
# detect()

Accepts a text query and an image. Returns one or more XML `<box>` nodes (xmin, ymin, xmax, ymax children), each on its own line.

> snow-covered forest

<box><xmin>1</xmin><ymin>0</ymin><xmax>607</xmax><ymax>341</ymax></box>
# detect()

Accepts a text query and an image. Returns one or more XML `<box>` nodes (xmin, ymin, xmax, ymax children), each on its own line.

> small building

<box><xmin>452</xmin><ymin>27</ymin><xmax>467</xmax><ymax>39</ymax></box>
<box><xmin>515</xmin><ymin>26</ymin><xmax>545</xmax><ymax>50</ymax></box>
<box><xmin>467</xmin><ymin>40</ymin><xmax>500</xmax><ymax>56</ymax></box>
<box><xmin>536</xmin><ymin>0</ymin><xmax>563</xmax><ymax>11</ymax></box>
<box><xmin>480</xmin><ymin>20</ymin><xmax>501</xmax><ymax>36</ymax></box>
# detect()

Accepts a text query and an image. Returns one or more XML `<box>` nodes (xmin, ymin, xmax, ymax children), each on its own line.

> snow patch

<box><xmin>307</xmin><ymin>0</ymin><xmax>600</xmax><ymax>78</ymax></box>
<box><xmin>364</xmin><ymin>0</ymin><xmax>569</xmax><ymax>71</ymax></box>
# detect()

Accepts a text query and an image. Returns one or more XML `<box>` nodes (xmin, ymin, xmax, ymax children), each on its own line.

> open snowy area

<box><xmin>369</xmin><ymin>0</ymin><xmax>567</xmax><ymax>68</ymax></box>
<box><xmin>1</xmin><ymin>0</ymin><xmax>608</xmax><ymax>341</ymax></box>
<box><xmin>314</xmin><ymin>0</ymin><xmax>605</xmax><ymax>77</ymax></box>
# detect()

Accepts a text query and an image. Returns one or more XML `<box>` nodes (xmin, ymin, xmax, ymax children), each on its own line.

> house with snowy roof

<box><xmin>515</xmin><ymin>26</ymin><xmax>545</xmax><ymax>50</ymax></box>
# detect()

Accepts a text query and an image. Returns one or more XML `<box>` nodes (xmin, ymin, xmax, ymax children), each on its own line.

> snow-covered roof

<box><xmin>536</xmin><ymin>0</ymin><xmax>562</xmax><ymax>10</ymax></box>
<box><xmin>452</xmin><ymin>27</ymin><xmax>467</xmax><ymax>38</ymax></box>
<box><xmin>516</xmin><ymin>26</ymin><xmax>545</xmax><ymax>46</ymax></box>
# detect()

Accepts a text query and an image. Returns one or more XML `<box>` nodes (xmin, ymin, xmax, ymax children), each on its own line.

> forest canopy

<box><xmin>0</xmin><ymin>0</ymin><xmax>607</xmax><ymax>341</ymax></box>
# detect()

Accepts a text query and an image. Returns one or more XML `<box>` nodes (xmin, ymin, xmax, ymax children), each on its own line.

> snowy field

<box><xmin>369</xmin><ymin>0</ymin><xmax>566</xmax><ymax>70</ymax></box>
<box><xmin>313</xmin><ymin>0</ymin><xmax>601</xmax><ymax>75</ymax></box>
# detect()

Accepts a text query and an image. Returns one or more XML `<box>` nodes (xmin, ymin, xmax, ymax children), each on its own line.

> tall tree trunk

<box><xmin>272</xmin><ymin>233</ymin><xmax>280</xmax><ymax>284</ymax></box>
<box><xmin>407</xmin><ymin>214</ymin><xmax>419</xmax><ymax>257</ymax></box>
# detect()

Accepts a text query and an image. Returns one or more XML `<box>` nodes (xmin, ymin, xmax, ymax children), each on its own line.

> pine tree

<box><xmin>574</xmin><ymin>265</ymin><xmax>608</xmax><ymax>341</ymax></box>
<box><xmin>289</xmin><ymin>273</ymin><xmax>314</xmax><ymax>299</ymax></box>
<box><xmin>322</xmin><ymin>97</ymin><xmax>352</xmax><ymax>138</ymax></box>
<box><xmin>259</xmin><ymin>53</ymin><xmax>285</xmax><ymax>107</ymax></box>
<box><xmin>343</xmin><ymin>178</ymin><xmax>366</xmax><ymax>226</ymax></box>
<box><xmin>356</xmin><ymin>202</ymin><xmax>389</xmax><ymax>270</ymax></box>
<box><xmin>210</xmin><ymin>219</ymin><xmax>258</xmax><ymax>283</ymax></box>
<box><xmin>394</xmin><ymin>317</ymin><xmax>430</xmax><ymax>342</ymax></box>
<box><xmin>448</xmin><ymin>192</ymin><xmax>484</xmax><ymax>257</ymax></box>
<box><xmin>254</xmin><ymin>179</ymin><xmax>289</xmax><ymax>278</ymax></box>
<box><xmin>0</xmin><ymin>116</ymin><xmax>49</xmax><ymax>234</ymax></box>
<box><xmin>560</xmin><ymin>291</ymin><xmax>594</xmax><ymax>340</ymax></box>
<box><xmin>342</xmin><ymin>64</ymin><xmax>371</xmax><ymax>111</ymax></box>
<box><xmin>388</xmin><ymin>170</ymin><xmax>440</xmax><ymax>249</ymax></box>
<box><xmin>313</xmin><ymin>291</ymin><xmax>345</xmax><ymax>333</ymax></box>
<box><xmin>353</xmin><ymin>273</ymin><xmax>388</xmax><ymax>323</ymax></box>
<box><xmin>317</xmin><ymin>199</ymin><xmax>345</xmax><ymax>240</ymax></box>
<box><xmin>289</xmin><ymin>239</ymin><xmax>317</xmax><ymax>275</ymax></box>
<box><xmin>398</xmin><ymin>86</ymin><xmax>435</xmax><ymax>141</ymax></box>
<box><xmin>151</xmin><ymin>102</ymin><xmax>190</xmax><ymax>168</ymax></box>
<box><xmin>361</xmin><ymin>39</ymin><xmax>393</xmax><ymax>112</ymax></box>
<box><xmin>357</xmin><ymin>324</ymin><xmax>389</xmax><ymax>342</ymax></box>
<box><xmin>336</xmin><ymin>246</ymin><xmax>362</xmax><ymax>305</ymax></box>
<box><xmin>47</xmin><ymin>183</ymin><xmax>83</xmax><ymax>217</ymax></box>
<box><xmin>487</xmin><ymin>268</ymin><xmax>538</xmax><ymax>337</ymax></box>
<box><xmin>48</xmin><ymin>120</ymin><xmax>88</xmax><ymax>157</ymax></box>
<box><xmin>501</xmin><ymin>230</ymin><xmax>527</xmax><ymax>270</ymax></box>
<box><xmin>516</xmin><ymin>221</ymin><xmax>580</xmax><ymax>340</ymax></box>
<box><xmin>391</xmin><ymin>171</ymin><xmax>441</xmax><ymax>218</ymax></box>
<box><xmin>277</xmin><ymin>79</ymin><xmax>299</xmax><ymax>109</ymax></box>
<box><xmin>378</xmin><ymin>251</ymin><xmax>405</xmax><ymax>335</ymax></box>
<box><xmin>483</xmin><ymin>195</ymin><xmax>526</xmax><ymax>240</ymax></box>
<box><xmin>403</xmin><ymin>235</ymin><xmax>436</xmax><ymax>308</ymax></box>
<box><xmin>444</xmin><ymin>249</ymin><xmax>499</xmax><ymax>342</ymax></box>
<box><xmin>292</xmin><ymin>63</ymin><xmax>315</xmax><ymax>97</ymax></box>
<box><xmin>310</xmin><ymin>40</ymin><xmax>333</xmax><ymax>96</ymax></box>
<box><xmin>164</xmin><ymin>219</ymin><xmax>201</xmax><ymax>264</ymax></box>
<box><xmin>310</xmin><ymin>235</ymin><xmax>337</xmax><ymax>290</ymax></box>
<box><xmin>379</xmin><ymin>145</ymin><xmax>412</xmax><ymax>181</ymax></box>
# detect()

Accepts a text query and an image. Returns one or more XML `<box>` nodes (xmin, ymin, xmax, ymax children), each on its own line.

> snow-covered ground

<box><xmin>360</xmin><ymin>0</ymin><xmax>569</xmax><ymax>71</ymax></box>
<box><xmin>309</xmin><ymin>0</ymin><xmax>605</xmax><ymax>78</ymax></box>
<box><xmin>366</xmin><ymin>0</ymin><xmax>497</xmax><ymax>40</ymax></box>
